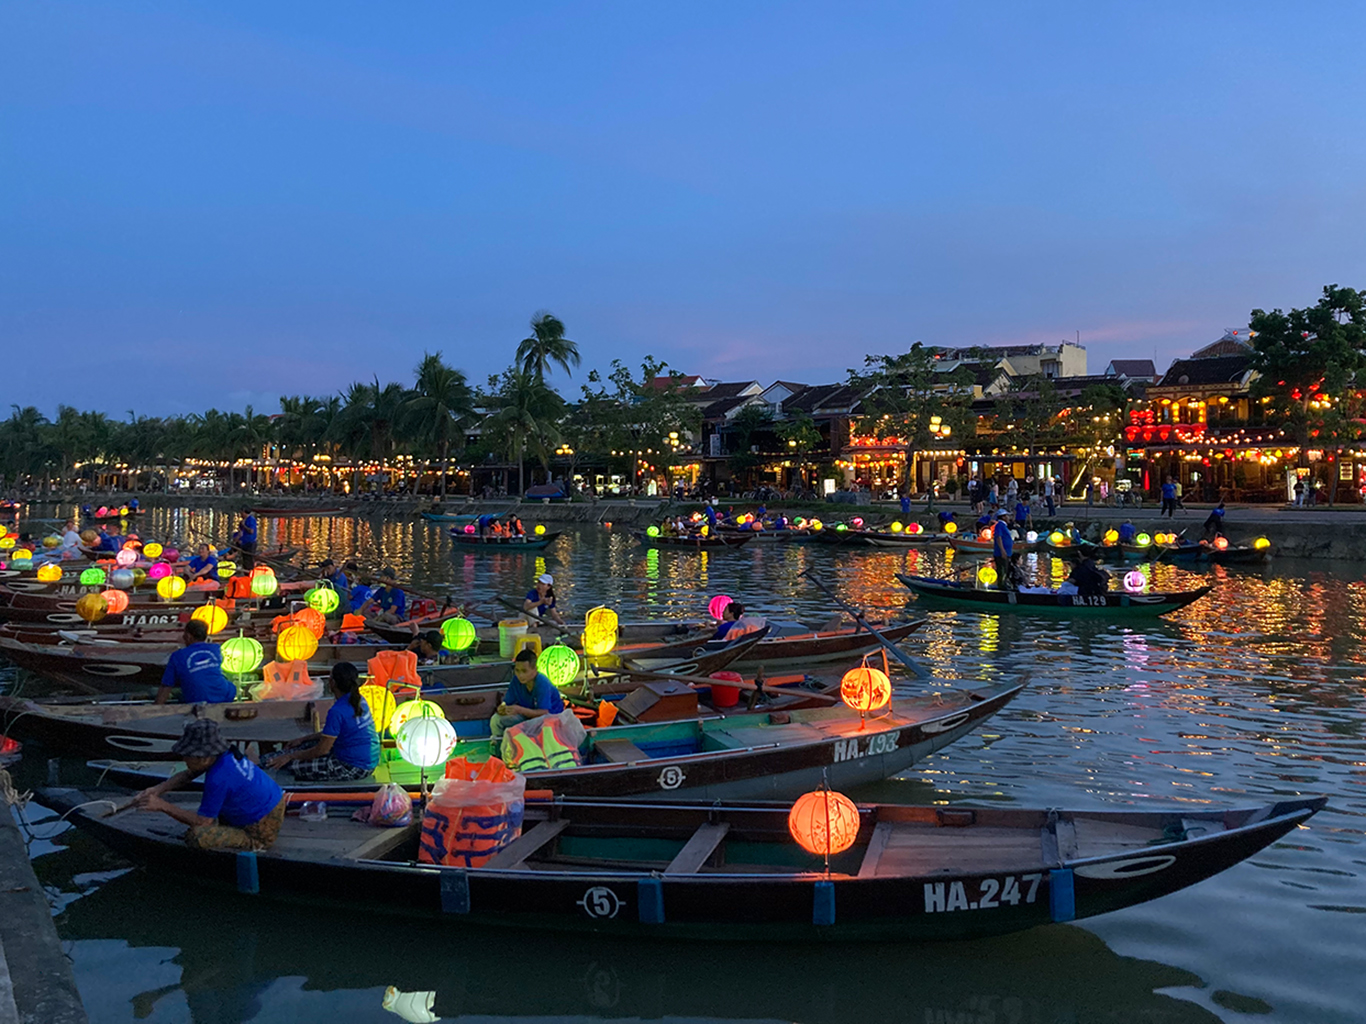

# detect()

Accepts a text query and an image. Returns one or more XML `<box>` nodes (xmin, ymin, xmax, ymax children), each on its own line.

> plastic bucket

<box><xmin>512</xmin><ymin>633</ymin><xmax>542</xmax><ymax>658</ymax></box>
<box><xmin>498</xmin><ymin>618</ymin><xmax>529</xmax><ymax>659</ymax></box>
<box><xmin>709</xmin><ymin>670</ymin><xmax>743</xmax><ymax>708</ymax></box>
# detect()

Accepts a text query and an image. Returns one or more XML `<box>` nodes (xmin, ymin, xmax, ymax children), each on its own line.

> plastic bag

<box><xmin>501</xmin><ymin>707</ymin><xmax>587</xmax><ymax>770</ymax></box>
<box><xmin>250</xmin><ymin>661</ymin><xmax>325</xmax><ymax>701</ymax></box>
<box><xmin>351</xmin><ymin>782</ymin><xmax>412</xmax><ymax>827</ymax></box>
<box><xmin>418</xmin><ymin>756</ymin><xmax>525</xmax><ymax>867</ymax></box>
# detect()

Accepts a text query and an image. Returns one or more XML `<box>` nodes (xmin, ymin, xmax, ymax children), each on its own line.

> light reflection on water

<box><xmin>10</xmin><ymin>510</ymin><xmax>1365</xmax><ymax>1023</ymax></box>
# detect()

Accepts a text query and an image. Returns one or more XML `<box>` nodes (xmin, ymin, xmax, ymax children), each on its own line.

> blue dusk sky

<box><xmin>4</xmin><ymin>2</ymin><xmax>1366</xmax><ymax>419</ymax></box>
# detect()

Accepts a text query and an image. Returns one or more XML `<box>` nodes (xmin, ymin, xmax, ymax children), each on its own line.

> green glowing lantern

<box><xmin>221</xmin><ymin>635</ymin><xmax>264</xmax><ymax>676</ymax></box>
<box><xmin>1135</xmin><ymin>533</ymin><xmax>1151</xmax><ymax>547</ymax></box>
<box><xmin>441</xmin><ymin>616</ymin><xmax>476</xmax><ymax>652</ymax></box>
<box><xmin>250</xmin><ymin>572</ymin><xmax>278</xmax><ymax>598</ymax></box>
<box><xmin>646</xmin><ymin>525</ymin><xmax>661</xmax><ymax>538</ymax></box>
<box><xmin>79</xmin><ymin>567</ymin><xmax>107</xmax><ymax>586</ymax></box>
<box><xmin>306</xmin><ymin>585</ymin><xmax>340</xmax><ymax>614</ymax></box>
<box><xmin>539</xmin><ymin>644</ymin><xmax>580</xmax><ymax>689</ymax></box>
<box><xmin>835</xmin><ymin>523</ymin><xmax>848</xmax><ymax>531</ymax></box>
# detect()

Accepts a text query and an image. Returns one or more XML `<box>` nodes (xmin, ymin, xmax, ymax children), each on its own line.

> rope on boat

<box><xmin>2</xmin><ymin>766</ymin><xmax>119</xmax><ymax>842</ymax></box>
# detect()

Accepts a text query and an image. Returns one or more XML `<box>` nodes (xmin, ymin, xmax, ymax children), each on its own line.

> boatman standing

<box><xmin>992</xmin><ymin>509</ymin><xmax>1014</xmax><ymax>586</ymax></box>
<box><xmin>233</xmin><ymin>509</ymin><xmax>258</xmax><ymax>571</ymax></box>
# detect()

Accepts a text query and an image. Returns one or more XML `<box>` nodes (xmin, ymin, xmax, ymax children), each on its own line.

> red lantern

<box><xmin>978</xmin><ymin>528</ymin><xmax>992</xmax><ymax>541</ymax></box>
<box><xmin>100</xmin><ymin>589</ymin><xmax>130</xmax><ymax>614</ymax></box>
<box><xmin>1214</xmin><ymin>536</ymin><xmax>1229</xmax><ymax>550</ymax></box>
<box><xmin>840</xmin><ymin>666</ymin><xmax>891</xmax><ymax>713</ymax></box>
<box><xmin>787</xmin><ymin>789</ymin><xmax>861</xmax><ymax>858</ymax></box>
<box><xmin>275</xmin><ymin>607</ymin><xmax>326</xmax><ymax>638</ymax></box>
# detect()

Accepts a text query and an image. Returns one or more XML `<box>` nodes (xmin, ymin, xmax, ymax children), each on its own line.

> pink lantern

<box><xmin>147</xmin><ymin>562</ymin><xmax>171</xmax><ymax>581</ymax></box>
<box><xmin>96</xmin><ymin>506</ymin><xmax>109</xmax><ymax>517</ymax></box>
<box><xmin>162</xmin><ymin>548</ymin><xmax>179</xmax><ymax>563</ymax></box>
<box><xmin>851</xmin><ymin>517</ymin><xmax>864</xmax><ymax>528</ymax></box>
<box><xmin>708</xmin><ymin>594</ymin><xmax>733</xmax><ymax>621</ymax></box>
<box><xmin>115</xmin><ymin>548</ymin><xmax>136</xmax><ymax>567</ymax></box>
<box><xmin>907</xmin><ymin>523</ymin><xmax>923</xmax><ymax>535</ymax></box>
<box><xmin>1124</xmin><ymin>570</ymin><xmax>1146</xmax><ymax>592</ymax></box>
<box><xmin>464</xmin><ymin>524</ymin><xmax>476</xmax><ymax>535</ymax></box>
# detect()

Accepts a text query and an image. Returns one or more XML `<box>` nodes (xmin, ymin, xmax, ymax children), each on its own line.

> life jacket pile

<box><xmin>501</xmin><ymin>711</ymin><xmax>584</xmax><ymax>772</ymax></box>
<box><xmin>419</xmin><ymin>756</ymin><xmax>526</xmax><ymax>868</ymax></box>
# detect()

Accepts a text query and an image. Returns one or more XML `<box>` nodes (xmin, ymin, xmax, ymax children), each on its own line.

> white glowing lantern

<box><xmin>396</xmin><ymin>716</ymin><xmax>456</xmax><ymax>768</ymax></box>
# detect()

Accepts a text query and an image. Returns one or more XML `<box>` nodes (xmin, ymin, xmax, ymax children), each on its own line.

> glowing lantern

<box><xmin>360</xmin><ymin>684</ymin><xmax>397</xmax><ymax>733</ymax></box>
<box><xmin>12</xmin><ymin>548</ymin><xmax>30</xmax><ymax>561</ymax></box>
<box><xmin>143</xmin><ymin>542</ymin><xmax>163</xmax><ymax>559</ymax></box>
<box><xmin>907</xmin><ymin>522</ymin><xmax>923</xmax><ymax>534</ymax></box>
<box><xmin>464</xmin><ymin>524</ymin><xmax>476</xmax><ymax>534</ymax></box>
<box><xmin>288</xmin><ymin>607</ymin><xmax>326</xmax><ymax>638</ymax></box>
<box><xmin>157</xmin><ymin>575</ymin><xmax>187</xmax><ymax>601</ymax></box>
<box><xmin>699</xmin><ymin>524</ymin><xmax>709</xmax><ymax>537</ymax></box>
<box><xmin>1026</xmin><ymin>531</ymin><xmax>1038</xmax><ymax>543</ymax></box>
<box><xmin>1254</xmin><ymin>537</ymin><xmax>1271</xmax><ymax>550</ymax></box>
<box><xmin>890</xmin><ymin>521</ymin><xmax>903</xmax><ymax>533</ymax></box>
<box><xmin>0</xmin><ymin>538</ymin><xmax>14</xmax><ymax>550</ymax></box>
<box><xmin>787</xmin><ymin>789</ymin><xmax>861</xmax><ymax>858</ymax></box>
<box><xmin>811</xmin><ymin>519</ymin><xmax>823</xmax><ymax>531</ymax></box>
<box><xmin>132</xmin><ymin>568</ymin><xmax>147</xmax><ymax>587</ymax></box>
<box><xmin>122</xmin><ymin>539</ymin><xmax>139</xmax><ymax>551</ymax></box>
<box><xmin>540</xmin><ymin>644</ymin><xmax>580</xmax><ymax>688</ymax></box>
<box><xmin>96</xmin><ymin>506</ymin><xmax>108</xmax><ymax>517</ymax></box>
<box><xmin>794</xmin><ymin>517</ymin><xmax>808</xmax><ymax>528</ymax></box>
<box><xmin>147</xmin><ymin>562</ymin><xmax>170</xmax><ymax>581</ymax></box>
<box><xmin>42</xmin><ymin>535</ymin><xmax>61</xmax><ymax>549</ymax></box>
<box><xmin>276</xmin><ymin>624</ymin><xmax>318</xmax><ymax>661</ymax></box>
<box><xmin>1103</xmin><ymin>529</ymin><xmax>1119</xmax><ymax>544</ymax></box>
<box><xmin>978</xmin><ymin>565</ymin><xmax>998</xmax><ymax>585</ymax></box>
<box><xmin>839</xmin><ymin>666</ymin><xmax>891</xmax><ymax>713</ymax></box>
<box><xmin>76</xmin><ymin>592</ymin><xmax>108</xmax><ymax>623</ymax></box>
<box><xmin>100</xmin><ymin>588</ymin><xmax>130</xmax><ymax>614</ymax></box>
<box><xmin>250</xmin><ymin>572</ymin><xmax>278</xmax><ymax>598</ymax></box>
<box><xmin>943</xmin><ymin>522</ymin><xmax>957</xmax><ymax>534</ymax></box>
<box><xmin>752</xmin><ymin>521</ymin><xmax>764</xmax><ymax>531</ymax></box>
<box><xmin>1049</xmin><ymin>531</ymin><xmax>1065</xmax><ymax>545</ymax></box>
<box><xmin>851</xmin><ymin>517</ymin><xmax>864</xmax><ymax>528</ymax></box>
<box><xmin>440</xmin><ymin>616</ymin><xmax>477</xmax><ymax>652</ymax></box>
<box><xmin>390</xmin><ymin>698</ymin><xmax>447</xmax><ymax>733</ymax></box>
<box><xmin>534</xmin><ymin>524</ymin><xmax>546</xmax><ymax>535</ymax></box>
<box><xmin>109</xmin><ymin>568</ymin><xmax>135</xmax><ymax>589</ymax></box>
<box><xmin>305</xmin><ymin>585</ymin><xmax>340</xmax><ymax>615</ymax></box>
<box><xmin>835</xmin><ymin>523</ymin><xmax>847</xmax><ymax>531</ymax></box>
<box><xmin>1214</xmin><ymin>536</ymin><xmax>1230</xmax><ymax>550</ymax></box>
<box><xmin>708</xmin><ymin>594</ymin><xmax>733</xmax><ymax>621</ymax></box>
<box><xmin>191</xmin><ymin>603</ymin><xmax>229</xmax><ymax>635</ymax></box>
<box><xmin>396</xmin><ymin>716</ymin><xmax>456</xmax><ymax>768</ymax></box>
<box><xmin>646</xmin><ymin>525</ymin><xmax>661</xmax><ymax>537</ymax></box>
<box><xmin>120</xmin><ymin>506</ymin><xmax>129</xmax><ymax>516</ymax></box>
<box><xmin>1135</xmin><ymin>533</ymin><xmax>1152</xmax><ymax>547</ymax></box>
<box><xmin>163</xmin><ymin>548</ymin><xmax>179</xmax><ymax>563</ymax></box>
<box><xmin>582</xmin><ymin>606</ymin><xmax>619</xmax><ymax>657</ymax></box>
<box><xmin>979</xmin><ymin>528</ymin><xmax>992</xmax><ymax>542</ymax></box>
<box><xmin>221</xmin><ymin>635</ymin><xmax>264</xmax><ymax>675</ymax></box>
<box><xmin>1124</xmin><ymin>570</ymin><xmax>1146</xmax><ymax>593</ymax></box>
<box><xmin>113</xmin><ymin>547</ymin><xmax>136</xmax><ymax>567</ymax></box>
<box><xmin>36</xmin><ymin>564</ymin><xmax>62</xmax><ymax>582</ymax></box>
<box><xmin>216</xmin><ymin>560</ymin><xmax>237</xmax><ymax>580</ymax></box>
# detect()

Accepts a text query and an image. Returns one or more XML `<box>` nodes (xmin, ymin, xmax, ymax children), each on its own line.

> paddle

<box><xmin>798</xmin><ymin>568</ymin><xmax>930</xmax><ymax>680</ymax></box>
<box><xmin>589</xmin><ymin>664</ymin><xmax>842</xmax><ymax>703</ymax></box>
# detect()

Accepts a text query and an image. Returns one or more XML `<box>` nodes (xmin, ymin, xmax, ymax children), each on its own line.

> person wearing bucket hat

<box><xmin>131</xmin><ymin>718</ymin><xmax>286</xmax><ymax>851</ymax></box>
<box><xmin>522</xmin><ymin>572</ymin><xmax>565</xmax><ymax>626</ymax></box>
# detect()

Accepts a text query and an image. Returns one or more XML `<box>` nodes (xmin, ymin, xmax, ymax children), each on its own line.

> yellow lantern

<box><xmin>890</xmin><ymin>521</ymin><xmax>904</xmax><ymax>533</ymax></box>
<box><xmin>360</xmin><ymin>683</ymin><xmax>398</xmax><ymax>733</ymax></box>
<box><xmin>216</xmin><ymin>560</ymin><xmax>237</xmax><ymax>580</ymax></box>
<box><xmin>0</xmin><ymin>537</ymin><xmax>14</xmax><ymax>550</ymax></box>
<box><xmin>76</xmin><ymin>592</ymin><xmax>108</xmax><ymax>623</ymax></box>
<box><xmin>534</xmin><ymin>524</ymin><xmax>546</xmax><ymax>535</ymax></box>
<box><xmin>943</xmin><ymin>521</ymin><xmax>957</xmax><ymax>534</ymax></box>
<box><xmin>191</xmin><ymin>603</ymin><xmax>229</xmax><ymax>635</ymax></box>
<box><xmin>276</xmin><ymin>624</ymin><xmax>319</xmax><ymax>662</ymax></box>
<box><xmin>788</xmin><ymin>789</ymin><xmax>861</xmax><ymax>858</ymax></box>
<box><xmin>390</xmin><ymin>698</ymin><xmax>447</xmax><ymax>733</ymax></box>
<box><xmin>1103</xmin><ymin>529</ymin><xmax>1119</xmax><ymax>545</ymax></box>
<box><xmin>977</xmin><ymin>565</ymin><xmax>998</xmax><ymax>585</ymax></box>
<box><xmin>36</xmin><ymin>564</ymin><xmax>62</xmax><ymax>582</ymax></box>
<box><xmin>143</xmin><ymin>542</ymin><xmax>163</xmax><ymax>559</ymax></box>
<box><xmin>157</xmin><ymin>575</ymin><xmax>187</xmax><ymax>601</ymax></box>
<box><xmin>582</xmin><ymin>606</ymin><xmax>619</xmax><ymax>657</ymax></box>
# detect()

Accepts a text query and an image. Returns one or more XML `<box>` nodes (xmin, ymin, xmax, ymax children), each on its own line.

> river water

<box><xmin>6</xmin><ymin>507</ymin><xmax>1364</xmax><ymax>1024</ymax></box>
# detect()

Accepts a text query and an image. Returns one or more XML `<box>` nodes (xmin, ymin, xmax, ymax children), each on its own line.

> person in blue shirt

<box><xmin>318</xmin><ymin>558</ymin><xmax>348</xmax><ymax>595</ymax></box>
<box><xmin>900</xmin><ymin>494</ymin><xmax>912</xmax><ymax>516</ymax></box>
<box><xmin>155</xmin><ymin>621</ymin><xmax>238</xmax><ymax>705</ymax></box>
<box><xmin>522</xmin><ymin>572</ymin><xmax>565</xmax><ymax>626</ymax></box>
<box><xmin>992</xmin><ymin>509</ymin><xmax>1015</xmax><ymax>584</ymax></box>
<box><xmin>360</xmin><ymin>568</ymin><xmax>407</xmax><ymax>623</ymax></box>
<box><xmin>233</xmin><ymin>510</ymin><xmax>258</xmax><ymax>570</ymax></box>
<box><xmin>704</xmin><ymin>504</ymin><xmax>718</xmax><ymax>528</ymax></box>
<box><xmin>1119</xmin><ymin>520</ymin><xmax>1138</xmax><ymax>543</ymax></box>
<box><xmin>490</xmin><ymin>648</ymin><xmax>566</xmax><ymax>743</ymax></box>
<box><xmin>1013</xmin><ymin>498</ymin><xmax>1030</xmax><ymax>531</ymax></box>
<box><xmin>268</xmin><ymin>663</ymin><xmax>379</xmax><ymax>781</ymax></box>
<box><xmin>937</xmin><ymin>509</ymin><xmax>956</xmax><ymax>529</ymax></box>
<box><xmin>1161</xmin><ymin>477</ymin><xmax>1177</xmax><ymax>518</ymax></box>
<box><xmin>1203</xmin><ymin>501</ymin><xmax>1226</xmax><ymax>540</ymax></box>
<box><xmin>187</xmin><ymin>543</ymin><xmax>219</xmax><ymax>581</ymax></box>
<box><xmin>131</xmin><ymin>718</ymin><xmax>286</xmax><ymax>851</ymax></box>
<box><xmin>712</xmin><ymin>601</ymin><xmax>746</xmax><ymax>640</ymax></box>
<box><xmin>96</xmin><ymin>527</ymin><xmax>123</xmax><ymax>552</ymax></box>
<box><xmin>350</xmin><ymin>581</ymin><xmax>373</xmax><ymax>615</ymax></box>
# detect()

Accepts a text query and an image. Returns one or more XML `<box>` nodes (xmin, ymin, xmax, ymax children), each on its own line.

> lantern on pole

<box><xmin>191</xmin><ymin>603</ymin><xmax>229</xmax><ymax>635</ymax></box>
<box><xmin>582</xmin><ymin>606</ymin><xmax>619</xmax><ymax>657</ymax></box>
<box><xmin>440</xmin><ymin>616</ymin><xmax>477</xmax><ymax>652</ymax></box>
<box><xmin>788</xmin><ymin>782</ymin><xmax>861</xmax><ymax>872</ymax></box>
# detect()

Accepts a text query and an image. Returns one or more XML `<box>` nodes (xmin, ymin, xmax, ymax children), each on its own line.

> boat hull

<box><xmin>896</xmin><ymin>574</ymin><xmax>1211</xmax><ymax>617</ymax></box>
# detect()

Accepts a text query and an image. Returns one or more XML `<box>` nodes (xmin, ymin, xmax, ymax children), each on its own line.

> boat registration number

<box><xmin>924</xmin><ymin>873</ymin><xmax>1042</xmax><ymax>913</ymax></box>
<box><xmin>1065</xmin><ymin>596</ymin><xmax>1110</xmax><ymax>607</ymax></box>
<box><xmin>831</xmin><ymin>732</ymin><xmax>899</xmax><ymax>763</ymax></box>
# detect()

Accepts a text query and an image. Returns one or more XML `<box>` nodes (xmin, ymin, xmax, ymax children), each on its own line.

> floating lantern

<box><xmin>100</xmin><ymin>589</ymin><xmax>130</xmax><ymax>614</ymax></box>
<box><xmin>534</xmin><ymin>524</ymin><xmax>546</xmax><ymax>535</ymax></box>
<box><xmin>221</xmin><ymin>635</ymin><xmax>264</xmax><ymax>675</ymax></box>
<box><xmin>464</xmin><ymin>524</ymin><xmax>476</xmax><ymax>534</ymax></box>
<box><xmin>1254</xmin><ymin>537</ymin><xmax>1271</xmax><ymax>550</ymax></box>
<box><xmin>907</xmin><ymin>522</ymin><xmax>923</xmax><ymax>534</ymax></box>
<box><xmin>1026</xmin><ymin>530</ymin><xmax>1038</xmax><ymax>543</ymax></box>
<box><xmin>109</xmin><ymin>568</ymin><xmax>135</xmax><ymax>590</ymax></box>
<box><xmin>396</xmin><ymin>715</ymin><xmax>456</xmax><ymax>769</ymax></box>
<box><xmin>391</xmin><ymin>698</ymin><xmax>447</xmax><ymax>733</ymax></box>
<box><xmin>360</xmin><ymin>684</ymin><xmax>397</xmax><ymax>733</ymax></box>
<box><xmin>540</xmin><ymin>644</ymin><xmax>580</xmax><ymax>688</ymax></box>
<box><xmin>788</xmin><ymin>789</ymin><xmax>861</xmax><ymax>858</ymax></box>
<box><xmin>1103</xmin><ymin>529</ymin><xmax>1119</xmax><ymax>544</ymax></box>
<box><xmin>646</xmin><ymin>525</ymin><xmax>661</xmax><ymax>538</ymax></box>
<box><xmin>120</xmin><ymin>506</ymin><xmax>130</xmax><ymax>516</ymax></box>
<box><xmin>191</xmin><ymin>603</ymin><xmax>229</xmax><ymax>635</ymax></box>
<box><xmin>1124</xmin><ymin>570</ymin><xmax>1146</xmax><ymax>593</ymax></box>
<box><xmin>42</xmin><ymin>535</ymin><xmax>61</xmax><ymax>549</ymax></box>
<box><xmin>851</xmin><ymin>517</ymin><xmax>864</xmax><ymax>528</ymax></box>
<box><xmin>306</xmin><ymin>585</ymin><xmax>340</xmax><ymax>615</ymax></box>
<box><xmin>708</xmin><ymin>594</ymin><xmax>733</xmax><ymax>621</ymax></box>
<box><xmin>250</xmin><ymin>572</ymin><xmax>278</xmax><ymax>597</ymax></box>
<box><xmin>147</xmin><ymin>562</ymin><xmax>170</xmax><ymax>581</ymax></box>
<box><xmin>582</xmin><ymin>606</ymin><xmax>619</xmax><ymax>657</ymax></box>
<box><xmin>1214</xmin><ymin>536</ymin><xmax>1229</xmax><ymax>550</ymax></box>
<box><xmin>276</xmin><ymin>624</ymin><xmax>318</xmax><ymax>661</ymax></box>
<box><xmin>1049</xmin><ymin>531</ymin><xmax>1065</xmax><ymax>545</ymax></box>
<box><xmin>114</xmin><ymin>548</ymin><xmax>136</xmax><ymax>568</ymax></box>
<box><xmin>943</xmin><ymin>522</ymin><xmax>957</xmax><ymax>534</ymax></box>
<box><xmin>216</xmin><ymin>560</ymin><xmax>237</xmax><ymax>580</ymax></box>
<box><xmin>76</xmin><ymin>592</ymin><xmax>108</xmax><ymax>623</ymax></box>
<box><xmin>440</xmin><ymin>616</ymin><xmax>477</xmax><ymax>652</ymax></box>
<box><xmin>890</xmin><ymin>521</ymin><xmax>904</xmax><ymax>533</ymax></box>
<box><xmin>1135</xmin><ymin>533</ymin><xmax>1151</xmax><ymax>547</ymax></box>
<box><xmin>143</xmin><ymin>542</ymin><xmax>163</xmax><ymax>559</ymax></box>
<box><xmin>36</xmin><ymin>564</ymin><xmax>62</xmax><ymax>582</ymax></box>
<box><xmin>840</xmin><ymin>666</ymin><xmax>891</xmax><ymax>714</ymax></box>
<box><xmin>157</xmin><ymin>575</ymin><xmax>187</xmax><ymax>601</ymax></box>
<box><xmin>978</xmin><ymin>565</ymin><xmax>998</xmax><ymax>585</ymax></box>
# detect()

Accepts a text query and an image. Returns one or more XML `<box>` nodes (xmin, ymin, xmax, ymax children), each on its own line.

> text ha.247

<box><xmin>924</xmin><ymin>874</ymin><xmax>1042</xmax><ymax>913</ymax></box>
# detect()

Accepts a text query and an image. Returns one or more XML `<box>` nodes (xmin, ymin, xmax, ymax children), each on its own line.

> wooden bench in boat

<box><xmin>665</xmin><ymin>822</ymin><xmax>730</xmax><ymax>874</ymax></box>
<box><xmin>594</xmin><ymin>738</ymin><xmax>651</xmax><ymax>763</ymax></box>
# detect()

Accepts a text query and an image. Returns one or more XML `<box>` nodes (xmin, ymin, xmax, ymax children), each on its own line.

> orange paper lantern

<box><xmin>840</xmin><ymin>666</ymin><xmax>891</xmax><ymax>713</ymax></box>
<box><xmin>1214</xmin><ymin>536</ymin><xmax>1229</xmax><ymax>550</ymax></box>
<box><xmin>787</xmin><ymin>789</ymin><xmax>861</xmax><ymax>858</ymax></box>
<box><xmin>100</xmin><ymin>589</ymin><xmax>130</xmax><ymax>614</ymax></box>
<box><xmin>289</xmin><ymin>606</ymin><xmax>326</xmax><ymax>638</ymax></box>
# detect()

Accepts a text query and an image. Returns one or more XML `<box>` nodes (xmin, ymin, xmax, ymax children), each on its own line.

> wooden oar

<box><xmin>799</xmin><ymin>568</ymin><xmax>929</xmax><ymax>680</ymax></box>
<box><xmin>590</xmin><ymin>665</ymin><xmax>842</xmax><ymax>703</ymax></box>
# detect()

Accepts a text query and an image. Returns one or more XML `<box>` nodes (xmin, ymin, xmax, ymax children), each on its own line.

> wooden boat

<box><xmin>1168</xmin><ymin>540</ymin><xmax>1274</xmax><ymax>565</ymax></box>
<box><xmin>625</xmin><ymin>619</ymin><xmax>927</xmax><ymax>670</ymax></box>
<box><xmin>896</xmin><ymin>573</ymin><xmax>1212</xmax><ymax>617</ymax></box>
<box><xmin>448</xmin><ymin>529</ymin><xmax>561</xmax><ymax>550</ymax></box>
<box><xmin>715</xmin><ymin>526</ymin><xmax>818</xmax><ymax>544</ymax></box>
<box><xmin>633</xmin><ymin>530</ymin><xmax>753</xmax><ymax>550</ymax></box>
<box><xmin>41</xmin><ymin>784</ymin><xmax>1320</xmax><ymax>941</ymax></box>
<box><xmin>1043</xmin><ymin>536</ymin><xmax>1159</xmax><ymax>563</ymax></box>
<box><xmin>949</xmin><ymin>536</ymin><xmax>1041</xmax><ymax>556</ymax></box>
<box><xmin>420</xmin><ymin>510</ymin><xmax>483</xmax><ymax>524</ymax></box>
<box><xmin>250</xmin><ymin>506</ymin><xmax>345</xmax><ymax>517</ymax></box>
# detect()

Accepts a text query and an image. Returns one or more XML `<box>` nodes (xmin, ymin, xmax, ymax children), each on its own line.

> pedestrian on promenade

<box><xmin>1294</xmin><ymin>479</ymin><xmax>1305</xmax><ymax>506</ymax></box>
<box><xmin>1161</xmin><ymin>477</ymin><xmax>1177</xmax><ymax>518</ymax></box>
<box><xmin>1043</xmin><ymin>475</ymin><xmax>1056</xmax><ymax>517</ymax></box>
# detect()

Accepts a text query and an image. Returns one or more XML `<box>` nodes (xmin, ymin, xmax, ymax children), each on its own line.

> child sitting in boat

<box><xmin>490</xmin><ymin>649</ymin><xmax>566</xmax><ymax>745</ymax></box>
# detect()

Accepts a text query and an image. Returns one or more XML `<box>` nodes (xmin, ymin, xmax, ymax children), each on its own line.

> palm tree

<box><xmin>487</xmin><ymin>369</ymin><xmax>564</xmax><ymax>495</ymax></box>
<box><xmin>406</xmin><ymin>352</ymin><xmax>474</xmax><ymax>497</ymax></box>
<box><xmin>516</xmin><ymin>312</ymin><xmax>580</xmax><ymax>382</ymax></box>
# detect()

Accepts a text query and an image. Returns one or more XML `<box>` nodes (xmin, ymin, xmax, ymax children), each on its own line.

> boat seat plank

<box><xmin>857</xmin><ymin>821</ymin><xmax>895</xmax><ymax>878</ymax></box>
<box><xmin>665</xmin><ymin>822</ymin><xmax>730</xmax><ymax>874</ymax></box>
<box><xmin>875</xmin><ymin>824</ymin><xmax>1047</xmax><ymax>876</ymax></box>
<box><xmin>710</xmin><ymin>724</ymin><xmax>826</xmax><ymax>748</ymax></box>
<box><xmin>483</xmin><ymin>818</ymin><xmax>570</xmax><ymax>869</ymax></box>
<box><xmin>1071</xmin><ymin>818</ymin><xmax>1164</xmax><ymax>857</ymax></box>
<box><xmin>595</xmin><ymin>739</ymin><xmax>650</xmax><ymax>763</ymax></box>
<box><xmin>342</xmin><ymin>821</ymin><xmax>421</xmax><ymax>861</ymax></box>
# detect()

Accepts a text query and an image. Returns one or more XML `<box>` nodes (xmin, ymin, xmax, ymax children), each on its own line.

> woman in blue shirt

<box><xmin>267</xmin><ymin>663</ymin><xmax>379</xmax><ymax>781</ymax></box>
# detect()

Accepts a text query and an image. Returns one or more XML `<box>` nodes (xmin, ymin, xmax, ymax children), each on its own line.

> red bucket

<box><xmin>709</xmin><ymin>671</ymin><xmax>743</xmax><ymax>708</ymax></box>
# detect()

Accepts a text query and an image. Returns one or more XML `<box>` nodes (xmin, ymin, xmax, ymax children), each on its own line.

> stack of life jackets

<box><xmin>418</xmin><ymin>756</ymin><xmax>526</xmax><ymax>868</ymax></box>
<box><xmin>500</xmin><ymin>709</ymin><xmax>586</xmax><ymax>772</ymax></box>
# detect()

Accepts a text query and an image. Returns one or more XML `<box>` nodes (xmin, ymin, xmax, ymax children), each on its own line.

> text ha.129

<box><xmin>924</xmin><ymin>873</ymin><xmax>1042</xmax><ymax>913</ymax></box>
